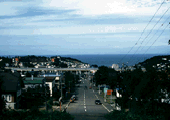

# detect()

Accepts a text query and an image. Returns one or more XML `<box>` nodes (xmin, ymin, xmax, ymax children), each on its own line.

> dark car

<box><xmin>72</xmin><ymin>95</ymin><xmax>78</xmax><ymax>100</ymax></box>
<box><xmin>95</xmin><ymin>100</ymin><xmax>102</xmax><ymax>105</ymax></box>
<box><xmin>70</xmin><ymin>98</ymin><xmax>74</xmax><ymax>103</ymax></box>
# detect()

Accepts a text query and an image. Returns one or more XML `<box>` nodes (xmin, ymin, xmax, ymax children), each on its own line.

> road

<box><xmin>67</xmin><ymin>79</ymin><xmax>108</xmax><ymax>120</ymax></box>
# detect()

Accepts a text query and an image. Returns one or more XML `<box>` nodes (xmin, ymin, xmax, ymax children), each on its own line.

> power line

<box><xmin>129</xmin><ymin>14</ymin><xmax>170</xmax><ymax>65</ymax></box>
<box><xmin>127</xmin><ymin>7</ymin><xmax>169</xmax><ymax>65</ymax></box>
<box><xmin>143</xmin><ymin>23</ymin><xmax>169</xmax><ymax>55</ymax></box>
<box><xmin>133</xmin><ymin>15</ymin><xmax>170</xmax><ymax>64</ymax></box>
<box><xmin>118</xmin><ymin>0</ymin><xmax>166</xmax><ymax>65</ymax></box>
<box><xmin>133</xmin><ymin>23</ymin><xmax>170</xmax><ymax>65</ymax></box>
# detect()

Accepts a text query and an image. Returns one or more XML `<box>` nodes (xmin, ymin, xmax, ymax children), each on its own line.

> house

<box><xmin>0</xmin><ymin>72</ymin><xmax>22</xmax><ymax>109</ymax></box>
<box><xmin>45</xmin><ymin>77</ymin><xmax>55</xmax><ymax>97</ymax></box>
<box><xmin>23</xmin><ymin>77</ymin><xmax>46</xmax><ymax>89</ymax></box>
<box><xmin>115</xmin><ymin>88</ymin><xmax>122</xmax><ymax>98</ymax></box>
<box><xmin>39</xmin><ymin>73</ymin><xmax>64</xmax><ymax>89</ymax></box>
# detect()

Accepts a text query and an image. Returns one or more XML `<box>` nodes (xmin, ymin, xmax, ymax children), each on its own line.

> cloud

<box><xmin>0</xmin><ymin>0</ymin><xmax>169</xmax><ymax>55</ymax></box>
<box><xmin>41</xmin><ymin>0</ymin><xmax>170</xmax><ymax>16</ymax></box>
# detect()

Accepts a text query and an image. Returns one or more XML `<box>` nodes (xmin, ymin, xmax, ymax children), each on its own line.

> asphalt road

<box><xmin>67</xmin><ymin>79</ymin><xmax>108</xmax><ymax>120</ymax></box>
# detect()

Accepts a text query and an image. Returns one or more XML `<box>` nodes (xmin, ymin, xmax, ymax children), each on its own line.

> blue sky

<box><xmin>0</xmin><ymin>0</ymin><xmax>170</xmax><ymax>55</ymax></box>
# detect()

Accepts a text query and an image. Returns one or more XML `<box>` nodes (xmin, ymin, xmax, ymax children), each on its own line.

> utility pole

<box><xmin>99</xmin><ymin>85</ymin><xmax>100</xmax><ymax>95</ymax></box>
<box><xmin>92</xmin><ymin>75</ymin><xmax>93</xmax><ymax>89</ymax></box>
<box><xmin>60</xmin><ymin>78</ymin><xmax>62</xmax><ymax>99</ymax></box>
<box><xmin>69</xmin><ymin>81</ymin><xmax>70</xmax><ymax>93</ymax></box>
<box><xmin>43</xmin><ymin>74</ymin><xmax>48</xmax><ymax>111</ymax></box>
<box><xmin>45</xmin><ymin>84</ymin><xmax>47</xmax><ymax>111</ymax></box>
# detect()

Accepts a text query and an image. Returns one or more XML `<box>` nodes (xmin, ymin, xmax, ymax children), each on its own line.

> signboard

<box><xmin>107</xmin><ymin>89</ymin><xmax>113</xmax><ymax>95</ymax></box>
<box><xmin>107</xmin><ymin>89</ymin><xmax>113</xmax><ymax>93</ymax></box>
<box><xmin>104</xmin><ymin>88</ymin><xmax>108</xmax><ymax>93</ymax></box>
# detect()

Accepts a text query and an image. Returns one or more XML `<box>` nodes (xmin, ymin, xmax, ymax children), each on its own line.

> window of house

<box><xmin>2</xmin><ymin>95</ymin><xmax>7</xmax><ymax>102</ymax></box>
<box><xmin>2</xmin><ymin>95</ymin><xmax>6</xmax><ymax>100</ymax></box>
<box><xmin>8</xmin><ymin>95</ymin><xmax>12</xmax><ymax>102</ymax></box>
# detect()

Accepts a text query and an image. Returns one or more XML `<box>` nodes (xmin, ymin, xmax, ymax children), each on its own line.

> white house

<box><xmin>45</xmin><ymin>77</ymin><xmax>56</xmax><ymax>97</ymax></box>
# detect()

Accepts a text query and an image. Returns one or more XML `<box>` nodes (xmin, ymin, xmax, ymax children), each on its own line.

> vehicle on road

<box><xmin>72</xmin><ymin>95</ymin><xmax>78</xmax><ymax>100</ymax></box>
<box><xmin>89</xmin><ymin>86</ymin><xmax>92</xmax><ymax>89</ymax></box>
<box><xmin>95</xmin><ymin>100</ymin><xmax>102</xmax><ymax>105</ymax></box>
<box><xmin>70</xmin><ymin>97</ymin><xmax>75</xmax><ymax>103</ymax></box>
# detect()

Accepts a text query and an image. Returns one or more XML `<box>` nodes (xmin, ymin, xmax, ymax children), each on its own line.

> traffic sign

<box><xmin>104</xmin><ymin>88</ymin><xmax>108</xmax><ymax>93</ymax></box>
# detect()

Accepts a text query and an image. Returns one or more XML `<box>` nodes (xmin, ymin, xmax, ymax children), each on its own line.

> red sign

<box><xmin>107</xmin><ymin>89</ymin><xmax>113</xmax><ymax>95</ymax></box>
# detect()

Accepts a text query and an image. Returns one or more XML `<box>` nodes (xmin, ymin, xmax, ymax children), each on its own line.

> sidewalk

<box><xmin>92</xmin><ymin>86</ymin><xmax>116</xmax><ymax>112</ymax></box>
<box><xmin>52</xmin><ymin>100</ymin><xmax>70</xmax><ymax>112</ymax></box>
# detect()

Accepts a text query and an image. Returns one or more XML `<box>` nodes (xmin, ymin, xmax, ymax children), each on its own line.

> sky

<box><xmin>0</xmin><ymin>0</ymin><xmax>170</xmax><ymax>55</ymax></box>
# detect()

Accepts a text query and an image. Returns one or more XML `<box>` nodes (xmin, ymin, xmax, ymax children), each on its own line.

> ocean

<box><xmin>59</xmin><ymin>54</ymin><xmax>161</xmax><ymax>67</ymax></box>
<box><xmin>1</xmin><ymin>54</ymin><xmax>164</xmax><ymax>67</ymax></box>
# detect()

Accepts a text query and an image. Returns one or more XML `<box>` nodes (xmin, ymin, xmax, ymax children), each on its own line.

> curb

<box><xmin>62</xmin><ymin>101</ymin><xmax>70</xmax><ymax>112</ymax></box>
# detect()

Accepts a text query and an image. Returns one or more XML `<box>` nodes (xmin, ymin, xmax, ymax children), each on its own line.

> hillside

<box><xmin>139</xmin><ymin>55</ymin><xmax>170</xmax><ymax>68</ymax></box>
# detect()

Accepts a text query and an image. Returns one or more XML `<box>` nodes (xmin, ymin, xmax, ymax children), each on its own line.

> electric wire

<box><xmin>130</xmin><ymin>14</ymin><xmax>170</xmax><ymax>64</ymax></box>
<box><xmin>133</xmin><ymin>23</ymin><xmax>170</xmax><ymax>65</ymax></box>
<box><xmin>118</xmin><ymin>0</ymin><xmax>166</xmax><ymax>65</ymax></box>
<box><xmin>135</xmin><ymin>16</ymin><xmax>170</xmax><ymax>64</ymax></box>
<box><xmin>127</xmin><ymin>7</ymin><xmax>170</xmax><ymax>65</ymax></box>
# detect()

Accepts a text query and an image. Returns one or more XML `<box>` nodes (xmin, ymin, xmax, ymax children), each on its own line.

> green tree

<box><xmin>0</xmin><ymin>75</ymin><xmax>6</xmax><ymax>113</ymax></box>
<box><xmin>59</xmin><ymin>63</ymin><xmax>68</xmax><ymax>68</ymax></box>
<box><xmin>95</xmin><ymin>66</ymin><xmax>109</xmax><ymax>86</ymax></box>
<box><xmin>64</xmin><ymin>72</ymin><xmax>75</xmax><ymax>93</ymax></box>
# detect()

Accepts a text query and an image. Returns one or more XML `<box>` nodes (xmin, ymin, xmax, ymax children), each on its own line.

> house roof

<box><xmin>24</xmin><ymin>80</ymin><xmax>43</xmax><ymax>84</ymax></box>
<box><xmin>24</xmin><ymin>77</ymin><xmax>45</xmax><ymax>84</ymax></box>
<box><xmin>45</xmin><ymin>77</ymin><xmax>55</xmax><ymax>82</ymax></box>
<box><xmin>25</xmin><ymin>77</ymin><xmax>45</xmax><ymax>81</ymax></box>
<box><xmin>0</xmin><ymin>72</ymin><xmax>20</xmax><ymax>92</ymax></box>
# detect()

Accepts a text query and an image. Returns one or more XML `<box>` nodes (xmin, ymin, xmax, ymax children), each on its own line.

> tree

<box><xmin>52</xmin><ymin>58</ymin><xmax>60</xmax><ymax>67</ymax></box>
<box><xmin>95</xmin><ymin>66</ymin><xmax>109</xmax><ymax>86</ymax></box>
<box><xmin>59</xmin><ymin>63</ymin><xmax>68</xmax><ymax>68</ymax></box>
<box><xmin>20</xmin><ymin>85</ymin><xmax>49</xmax><ymax>109</ymax></box>
<box><xmin>64</xmin><ymin>72</ymin><xmax>75</xmax><ymax>93</ymax></box>
<box><xmin>0</xmin><ymin>76</ymin><xmax>6</xmax><ymax>113</ymax></box>
<box><xmin>95</xmin><ymin>66</ymin><xmax>117</xmax><ymax>89</ymax></box>
<box><xmin>91</xmin><ymin>64</ymin><xmax>98</xmax><ymax>68</ymax></box>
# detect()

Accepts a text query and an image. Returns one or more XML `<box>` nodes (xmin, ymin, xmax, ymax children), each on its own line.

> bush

<box><xmin>48</xmin><ymin>99</ymin><xmax>53</xmax><ymax>106</ymax></box>
<box><xmin>0</xmin><ymin>110</ymin><xmax>74</xmax><ymax>120</ymax></box>
<box><xmin>104</xmin><ymin>110</ymin><xmax>165</xmax><ymax>120</ymax></box>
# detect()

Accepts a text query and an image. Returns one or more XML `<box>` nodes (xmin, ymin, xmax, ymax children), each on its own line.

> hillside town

<box><xmin>0</xmin><ymin>55</ymin><xmax>170</xmax><ymax>119</ymax></box>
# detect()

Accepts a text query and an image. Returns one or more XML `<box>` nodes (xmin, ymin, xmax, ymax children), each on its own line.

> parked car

<box><xmin>95</xmin><ymin>100</ymin><xmax>102</xmax><ymax>105</ymax></box>
<box><xmin>70</xmin><ymin>98</ymin><xmax>74</xmax><ymax>103</ymax></box>
<box><xmin>72</xmin><ymin>95</ymin><xmax>78</xmax><ymax>100</ymax></box>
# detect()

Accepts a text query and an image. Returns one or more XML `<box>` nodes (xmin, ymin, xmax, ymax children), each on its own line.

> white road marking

<box><xmin>95</xmin><ymin>94</ymin><xmax>98</xmax><ymax>99</ymax></box>
<box><xmin>94</xmin><ymin>94</ymin><xmax>111</xmax><ymax>113</ymax></box>
<box><xmin>102</xmin><ymin>104</ymin><xmax>110</xmax><ymax>112</ymax></box>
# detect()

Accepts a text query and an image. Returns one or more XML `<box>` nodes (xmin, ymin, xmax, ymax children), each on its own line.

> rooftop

<box><xmin>0</xmin><ymin>72</ymin><xmax>20</xmax><ymax>92</ymax></box>
<box><xmin>24</xmin><ymin>77</ymin><xmax>45</xmax><ymax>84</ymax></box>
